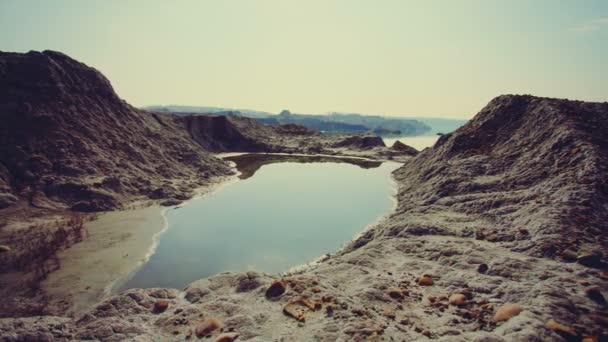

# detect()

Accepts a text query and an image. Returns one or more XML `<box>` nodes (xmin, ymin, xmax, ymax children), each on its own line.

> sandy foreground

<box><xmin>41</xmin><ymin>204</ymin><xmax>167</xmax><ymax>316</ymax></box>
<box><xmin>40</xmin><ymin>175</ymin><xmax>239</xmax><ymax>317</ymax></box>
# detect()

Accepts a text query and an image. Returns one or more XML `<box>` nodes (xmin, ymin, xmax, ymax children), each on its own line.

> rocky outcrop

<box><xmin>388</xmin><ymin>95</ymin><xmax>608</xmax><ymax>259</ymax></box>
<box><xmin>332</xmin><ymin>135</ymin><xmax>386</xmax><ymax>149</ymax></box>
<box><xmin>0</xmin><ymin>50</ymin><xmax>396</xmax><ymax>212</ymax></box>
<box><xmin>391</xmin><ymin>140</ymin><xmax>419</xmax><ymax>156</ymax></box>
<box><xmin>0</xmin><ymin>50</ymin><xmax>232</xmax><ymax>212</ymax></box>
<box><xmin>183</xmin><ymin>115</ymin><xmax>279</xmax><ymax>152</ymax></box>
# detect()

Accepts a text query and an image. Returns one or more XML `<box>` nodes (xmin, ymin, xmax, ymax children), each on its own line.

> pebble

<box><xmin>493</xmin><ymin>303</ymin><xmax>523</xmax><ymax>322</ymax></box>
<box><xmin>195</xmin><ymin>317</ymin><xmax>222</xmax><ymax>338</ymax></box>
<box><xmin>265</xmin><ymin>280</ymin><xmax>286</xmax><ymax>298</ymax></box>
<box><xmin>545</xmin><ymin>319</ymin><xmax>576</xmax><ymax>337</ymax></box>
<box><xmin>215</xmin><ymin>332</ymin><xmax>239</xmax><ymax>342</ymax></box>
<box><xmin>387</xmin><ymin>288</ymin><xmax>404</xmax><ymax>300</ymax></box>
<box><xmin>153</xmin><ymin>300</ymin><xmax>169</xmax><ymax>313</ymax></box>
<box><xmin>477</xmin><ymin>263</ymin><xmax>489</xmax><ymax>273</ymax></box>
<box><xmin>448</xmin><ymin>294</ymin><xmax>467</xmax><ymax>306</ymax></box>
<box><xmin>417</xmin><ymin>275</ymin><xmax>434</xmax><ymax>286</ymax></box>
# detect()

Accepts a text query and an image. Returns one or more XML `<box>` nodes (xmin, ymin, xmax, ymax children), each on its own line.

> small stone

<box><xmin>584</xmin><ymin>286</ymin><xmax>606</xmax><ymax>304</ymax></box>
<box><xmin>477</xmin><ymin>263</ymin><xmax>489</xmax><ymax>273</ymax></box>
<box><xmin>265</xmin><ymin>280</ymin><xmax>286</xmax><ymax>298</ymax></box>
<box><xmin>0</xmin><ymin>245</ymin><xmax>10</xmax><ymax>253</ymax></box>
<box><xmin>545</xmin><ymin>319</ymin><xmax>576</xmax><ymax>337</ymax></box>
<box><xmin>417</xmin><ymin>275</ymin><xmax>434</xmax><ymax>286</ymax></box>
<box><xmin>215</xmin><ymin>333</ymin><xmax>239</xmax><ymax>342</ymax></box>
<box><xmin>195</xmin><ymin>317</ymin><xmax>222</xmax><ymax>338</ymax></box>
<box><xmin>153</xmin><ymin>300</ymin><xmax>169</xmax><ymax>313</ymax></box>
<box><xmin>387</xmin><ymin>288</ymin><xmax>404</xmax><ymax>300</ymax></box>
<box><xmin>283</xmin><ymin>299</ymin><xmax>312</xmax><ymax>322</ymax></box>
<box><xmin>493</xmin><ymin>303</ymin><xmax>523</xmax><ymax>322</ymax></box>
<box><xmin>448</xmin><ymin>294</ymin><xmax>467</xmax><ymax>306</ymax></box>
<box><xmin>577</xmin><ymin>252</ymin><xmax>603</xmax><ymax>267</ymax></box>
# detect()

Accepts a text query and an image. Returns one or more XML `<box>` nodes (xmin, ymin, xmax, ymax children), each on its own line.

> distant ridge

<box><xmin>144</xmin><ymin>105</ymin><xmax>466</xmax><ymax>136</ymax></box>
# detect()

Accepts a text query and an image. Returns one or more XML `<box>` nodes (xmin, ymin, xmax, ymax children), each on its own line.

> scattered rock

<box><xmin>477</xmin><ymin>263</ymin><xmax>489</xmax><ymax>273</ymax></box>
<box><xmin>448</xmin><ymin>294</ymin><xmax>467</xmax><ymax>306</ymax></box>
<box><xmin>265</xmin><ymin>280</ymin><xmax>286</xmax><ymax>298</ymax></box>
<box><xmin>195</xmin><ymin>318</ymin><xmax>222</xmax><ymax>338</ymax></box>
<box><xmin>493</xmin><ymin>303</ymin><xmax>523</xmax><ymax>322</ymax></box>
<box><xmin>215</xmin><ymin>332</ymin><xmax>239</xmax><ymax>342</ymax></box>
<box><xmin>387</xmin><ymin>288</ymin><xmax>404</xmax><ymax>300</ymax></box>
<box><xmin>577</xmin><ymin>252</ymin><xmax>603</xmax><ymax>267</ymax></box>
<box><xmin>235</xmin><ymin>272</ymin><xmax>263</xmax><ymax>292</ymax></box>
<box><xmin>0</xmin><ymin>245</ymin><xmax>11</xmax><ymax>253</ymax></box>
<box><xmin>153</xmin><ymin>300</ymin><xmax>170</xmax><ymax>313</ymax></box>
<box><xmin>283</xmin><ymin>299</ymin><xmax>313</xmax><ymax>322</ymax></box>
<box><xmin>417</xmin><ymin>275</ymin><xmax>434</xmax><ymax>286</ymax></box>
<box><xmin>545</xmin><ymin>319</ymin><xmax>576</xmax><ymax>338</ymax></box>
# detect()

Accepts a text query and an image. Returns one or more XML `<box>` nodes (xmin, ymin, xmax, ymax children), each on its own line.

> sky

<box><xmin>1</xmin><ymin>1</ymin><xmax>607</xmax><ymax>119</ymax></box>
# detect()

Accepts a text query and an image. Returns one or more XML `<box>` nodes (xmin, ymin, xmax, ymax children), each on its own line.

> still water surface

<box><xmin>120</xmin><ymin>155</ymin><xmax>400</xmax><ymax>290</ymax></box>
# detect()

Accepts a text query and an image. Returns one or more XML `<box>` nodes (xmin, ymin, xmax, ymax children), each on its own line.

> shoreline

<box><xmin>38</xmin><ymin>155</ymin><xmax>399</xmax><ymax>317</ymax></box>
<box><xmin>104</xmin><ymin>173</ymin><xmax>241</xmax><ymax>295</ymax></box>
<box><xmin>286</xmin><ymin>161</ymin><xmax>401</xmax><ymax>275</ymax></box>
<box><xmin>39</xmin><ymin>174</ymin><xmax>239</xmax><ymax>317</ymax></box>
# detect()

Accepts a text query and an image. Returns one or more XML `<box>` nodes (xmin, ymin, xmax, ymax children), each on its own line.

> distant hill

<box><xmin>145</xmin><ymin>105</ymin><xmax>272</xmax><ymax>119</ymax></box>
<box><xmin>406</xmin><ymin>117</ymin><xmax>467</xmax><ymax>134</ymax></box>
<box><xmin>144</xmin><ymin>106</ymin><xmax>465</xmax><ymax>136</ymax></box>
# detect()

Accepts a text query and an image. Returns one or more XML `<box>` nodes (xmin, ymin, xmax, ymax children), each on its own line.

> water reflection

<box><xmin>225</xmin><ymin>153</ymin><xmax>382</xmax><ymax>179</ymax></box>
<box><xmin>119</xmin><ymin>155</ymin><xmax>399</xmax><ymax>290</ymax></box>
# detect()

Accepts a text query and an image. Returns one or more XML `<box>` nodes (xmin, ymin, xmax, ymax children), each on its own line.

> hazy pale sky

<box><xmin>1</xmin><ymin>1</ymin><xmax>607</xmax><ymax>118</ymax></box>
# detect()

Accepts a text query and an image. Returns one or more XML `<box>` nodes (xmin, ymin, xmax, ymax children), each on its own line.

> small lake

<box><xmin>119</xmin><ymin>154</ymin><xmax>400</xmax><ymax>290</ymax></box>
